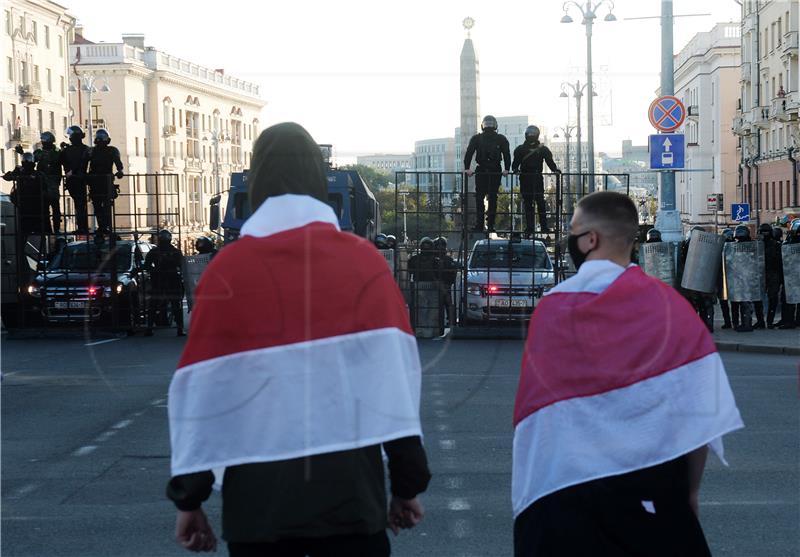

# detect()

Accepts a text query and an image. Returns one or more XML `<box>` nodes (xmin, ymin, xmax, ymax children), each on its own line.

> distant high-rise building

<box><xmin>356</xmin><ymin>154</ymin><xmax>413</xmax><ymax>175</ymax></box>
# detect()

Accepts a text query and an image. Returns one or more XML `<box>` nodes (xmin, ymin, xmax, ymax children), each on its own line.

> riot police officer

<box><xmin>194</xmin><ymin>236</ymin><xmax>217</xmax><ymax>259</ymax></box>
<box><xmin>464</xmin><ymin>115</ymin><xmax>511</xmax><ymax>233</ymax></box>
<box><xmin>645</xmin><ymin>228</ymin><xmax>662</xmax><ymax>243</ymax></box>
<box><xmin>778</xmin><ymin>220</ymin><xmax>799</xmax><ymax>329</ymax></box>
<box><xmin>87</xmin><ymin>129</ymin><xmax>124</xmax><ymax>233</ymax></box>
<box><xmin>678</xmin><ymin>226</ymin><xmax>714</xmax><ymax>332</ymax></box>
<box><xmin>374</xmin><ymin>233</ymin><xmax>389</xmax><ymax>250</ymax></box>
<box><xmin>731</xmin><ymin>225</ymin><xmax>754</xmax><ymax>332</ymax></box>
<box><xmin>758</xmin><ymin>223</ymin><xmax>781</xmax><ymax>328</ymax></box>
<box><xmin>385</xmin><ymin>235</ymin><xmax>398</xmax><ymax>250</ymax></box>
<box><xmin>59</xmin><ymin>125</ymin><xmax>90</xmax><ymax>234</ymax></box>
<box><xmin>144</xmin><ymin>229</ymin><xmax>185</xmax><ymax>336</ymax></box>
<box><xmin>408</xmin><ymin>237</ymin><xmax>438</xmax><ymax>282</ymax></box>
<box><xmin>31</xmin><ymin>132</ymin><xmax>63</xmax><ymax>233</ymax></box>
<box><xmin>433</xmin><ymin>236</ymin><xmax>457</xmax><ymax>330</ymax></box>
<box><xmin>717</xmin><ymin>228</ymin><xmax>734</xmax><ymax>329</ymax></box>
<box><xmin>512</xmin><ymin>125</ymin><xmax>561</xmax><ymax>235</ymax></box>
<box><xmin>2</xmin><ymin>152</ymin><xmax>52</xmax><ymax>235</ymax></box>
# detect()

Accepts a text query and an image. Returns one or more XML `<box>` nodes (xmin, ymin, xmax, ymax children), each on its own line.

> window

<box><xmin>135</xmin><ymin>137</ymin><xmax>139</xmax><ymax>156</ymax></box>
<box><xmin>142</xmin><ymin>102</ymin><xmax>146</xmax><ymax>123</ymax></box>
<box><xmin>59</xmin><ymin>76</ymin><xmax>64</xmax><ymax>97</ymax></box>
<box><xmin>6</xmin><ymin>57</ymin><xmax>11</xmax><ymax>81</ymax></box>
<box><xmin>45</xmin><ymin>25</ymin><xmax>50</xmax><ymax>48</ymax></box>
<box><xmin>33</xmin><ymin>65</ymin><xmax>39</xmax><ymax>83</ymax></box>
<box><xmin>778</xmin><ymin>19</ymin><xmax>782</xmax><ymax>45</ymax></box>
<box><xmin>171</xmin><ymin>107</ymin><xmax>175</xmax><ymax>126</ymax></box>
<box><xmin>36</xmin><ymin>108</ymin><xmax>42</xmax><ymax>131</ymax></box>
<box><xmin>179</xmin><ymin>109</ymin><xmax>182</xmax><ymax>127</ymax></box>
<box><xmin>143</xmin><ymin>138</ymin><xmax>147</xmax><ymax>157</ymax></box>
<box><xmin>4</xmin><ymin>10</ymin><xmax>10</xmax><ymax>36</ymax></box>
<box><xmin>58</xmin><ymin>36</ymin><xmax>63</xmax><ymax>57</ymax></box>
<box><xmin>49</xmin><ymin>111</ymin><xmax>54</xmax><ymax>131</ymax></box>
<box><xmin>31</xmin><ymin>21</ymin><xmax>37</xmax><ymax>42</ymax></box>
<box><xmin>134</xmin><ymin>101</ymin><xmax>138</xmax><ymax>121</ymax></box>
<box><xmin>46</xmin><ymin>68</ymin><xmax>51</xmax><ymax>91</ymax></box>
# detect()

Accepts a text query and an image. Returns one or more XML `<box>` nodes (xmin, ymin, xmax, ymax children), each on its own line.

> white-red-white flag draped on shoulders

<box><xmin>168</xmin><ymin>195</ymin><xmax>422</xmax><ymax>478</ymax></box>
<box><xmin>512</xmin><ymin>261</ymin><xmax>743</xmax><ymax>518</ymax></box>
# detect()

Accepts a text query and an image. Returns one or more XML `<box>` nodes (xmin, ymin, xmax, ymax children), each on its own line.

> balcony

<box><xmin>84</xmin><ymin>119</ymin><xmax>107</xmax><ymax>132</ymax></box>
<box><xmin>10</xmin><ymin>126</ymin><xmax>37</xmax><ymax>147</ymax></box>
<box><xmin>781</xmin><ymin>31</ymin><xmax>798</xmax><ymax>62</ymax></box>
<box><xmin>185</xmin><ymin>159</ymin><xmax>203</xmax><ymax>171</ymax></box>
<box><xmin>687</xmin><ymin>105</ymin><xmax>699</xmax><ymax>120</ymax></box>
<box><xmin>163</xmin><ymin>124</ymin><xmax>177</xmax><ymax>136</ymax></box>
<box><xmin>771</xmin><ymin>95</ymin><xmax>799</xmax><ymax>122</ymax></box>
<box><xmin>19</xmin><ymin>82</ymin><xmax>42</xmax><ymax>104</ymax></box>
<box><xmin>162</xmin><ymin>156</ymin><xmax>176</xmax><ymax>170</ymax></box>
<box><xmin>752</xmin><ymin>106</ymin><xmax>771</xmax><ymax>129</ymax></box>
<box><xmin>739</xmin><ymin>62</ymin><xmax>751</xmax><ymax>83</ymax></box>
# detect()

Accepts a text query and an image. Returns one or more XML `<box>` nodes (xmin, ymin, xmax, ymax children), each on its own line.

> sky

<box><xmin>63</xmin><ymin>0</ymin><xmax>740</xmax><ymax>161</ymax></box>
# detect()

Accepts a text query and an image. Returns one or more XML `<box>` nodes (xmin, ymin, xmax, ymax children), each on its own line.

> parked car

<box><xmin>464</xmin><ymin>238</ymin><xmax>555</xmax><ymax>323</ymax></box>
<box><xmin>26</xmin><ymin>239</ymin><xmax>153</xmax><ymax>328</ymax></box>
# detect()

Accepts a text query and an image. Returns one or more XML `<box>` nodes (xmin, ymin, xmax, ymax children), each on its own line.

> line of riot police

<box><xmin>641</xmin><ymin>219</ymin><xmax>800</xmax><ymax>332</ymax></box>
<box><xmin>401</xmin><ymin>236</ymin><xmax>457</xmax><ymax>337</ymax></box>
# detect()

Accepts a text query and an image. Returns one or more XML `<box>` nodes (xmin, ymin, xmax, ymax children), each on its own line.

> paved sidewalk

<box><xmin>713</xmin><ymin>319</ymin><xmax>800</xmax><ymax>356</ymax></box>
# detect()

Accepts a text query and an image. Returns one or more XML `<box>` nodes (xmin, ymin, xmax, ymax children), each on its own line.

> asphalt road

<box><xmin>2</xmin><ymin>332</ymin><xmax>798</xmax><ymax>556</ymax></box>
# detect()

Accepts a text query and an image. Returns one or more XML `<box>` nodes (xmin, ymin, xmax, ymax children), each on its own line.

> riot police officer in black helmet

<box><xmin>144</xmin><ymin>229</ymin><xmax>185</xmax><ymax>336</ymax></box>
<box><xmin>512</xmin><ymin>125</ymin><xmax>561</xmax><ymax>235</ymax></box>
<box><xmin>646</xmin><ymin>228</ymin><xmax>662</xmax><ymax>243</ymax></box>
<box><xmin>717</xmin><ymin>228</ymin><xmax>734</xmax><ymax>329</ymax></box>
<box><xmin>2</xmin><ymin>152</ymin><xmax>51</xmax><ymax>235</ymax></box>
<box><xmin>194</xmin><ymin>236</ymin><xmax>217</xmax><ymax>258</ymax></box>
<box><xmin>778</xmin><ymin>220</ymin><xmax>800</xmax><ymax>329</ymax></box>
<box><xmin>31</xmin><ymin>131</ymin><xmax>63</xmax><ymax>233</ymax></box>
<box><xmin>374</xmin><ymin>233</ymin><xmax>389</xmax><ymax>250</ymax></box>
<box><xmin>464</xmin><ymin>115</ymin><xmax>511</xmax><ymax>233</ymax></box>
<box><xmin>433</xmin><ymin>237</ymin><xmax>456</xmax><ymax>330</ymax></box>
<box><xmin>59</xmin><ymin>125</ymin><xmax>90</xmax><ymax>233</ymax></box>
<box><xmin>87</xmin><ymin>128</ymin><xmax>124</xmax><ymax>233</ymax></box>
<box><xmin>730</xmin><ymin>225</ymin><xmax>754</xmax><ymax>332</ymax></box>
<box><xmin>679</xmin><ymin>226</ymin><xmax>714</xmax><ymax>332</ymax></box>
<box><xmin>757</xmin><ymin>223</ymin><xmax>780</xmax><ymax>328</ymax></box>
<box><xmin>408</xmin><ymin>237</ymin><xmax>438</xmax><ymax>282</ymax></box>
<box><xmin>385</xmin><ymin>235</ymin><xmax>397</xmax><ymax>250</ymax></box>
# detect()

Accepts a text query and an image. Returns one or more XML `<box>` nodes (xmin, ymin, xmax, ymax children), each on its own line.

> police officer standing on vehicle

<box><xmin>464</xmin><ymin>115</ymin><xmax>511</xmax><ymax>233</ymax></box>
<box><xmin>3</xmin><ymin>152</ymin><xmax>52</xmax><ymax>236</ymax></box>
<box><xmin>194</xmin><ymin>236</ymin><xmax>217</xmax><ymax>259</ymax></box>
<box><xmin>145</xmin><ymin>229</ymin><xmax>185</xmax><ymax>337</ymax></box>
<box><xmin>25</xmin><ymin>132</ymin><xmax>62</xmax><ymax>233</ymax></box>
<box><xmin>59</xmin><ymin>125</ymin><xmax>91</xmax><ymax>234</ymax></box>
<box><xmin>512</xmin><ymin>125</ymin><xmax>561</xmax><ymax>235</ymax></box>
<box><xmin>717</xmin><ymin>228</ymin><xmax>734</xmax><ymax>329</ymax></box>
<box><xmin>731</xmin><ymin>225</ymin><xmax>754</xmax><ymax>333</ymax></box>
<box><xmin>87</xmin><ymin>129</ymin><xmax>124</xmax><ymax>233</ymax></box>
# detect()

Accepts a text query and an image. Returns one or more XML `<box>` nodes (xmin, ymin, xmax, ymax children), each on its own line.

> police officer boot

<box><xmin>720</xmin><ymin>300</ymin><xmax>732</xmax><ymax>329</ymax></box>
<box><xmin>753</xmin><ymin>301</ymin><xmax>766</xmax><ymax>329</ymax></box>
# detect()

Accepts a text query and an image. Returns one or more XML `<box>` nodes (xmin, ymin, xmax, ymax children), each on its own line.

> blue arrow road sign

<box><xmin>731</xmin><ymin>203</ymin><xmax>750</xmax><ymax>222</ymax></box>
<box><xmin>649</xmin><ymin>134</ymin><xmax>685</xmax><ymax>169</ymax></box>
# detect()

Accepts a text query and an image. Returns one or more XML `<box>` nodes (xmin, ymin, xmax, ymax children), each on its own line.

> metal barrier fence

<box><xmin>1</xmin><ymin>173</ymin><xmax>182</xmax><ymax>331</ymax></box>
<box><xmin>391</xmin><ymin>171</ymin><xmax>631</xmax><ymax>335</ymax></box>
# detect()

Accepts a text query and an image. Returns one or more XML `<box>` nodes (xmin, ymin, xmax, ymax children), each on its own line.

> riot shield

<box><xmin>724</xmin><ymin>241</ymin><xmax>763</xmax><ymax>302</ymax></box>
<box><xmin>640</xmin><ymin>242</ymin><xmax>677</xmax><ymax>286</ymax></box>
<box><xmin>782</xmin><ymin>243</ymin><xmax>800</xmax><ymax>304</ymax></box>
<box><xmin>680</xmin><ymin>230</ymin><xmax>724</xmax><ymax>294</ymax></box>
<box><xmin>182</xmin><ymin>253</ymin><xmax>212</xmax><ymax>310</ymax></box>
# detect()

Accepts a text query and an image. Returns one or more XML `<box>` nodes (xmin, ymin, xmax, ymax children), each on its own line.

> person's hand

<box><xmin>502</xmin><ymin>170</ymin><xmax>509</xmax><ymax>176</ymax></box>
<box><xmin>388</xmin><ymin>496</ymin><xmax>424</xmax><ymax>535</ymax></box>
<box><xmin>689</xmin><ymin>491</ymin><xmax>700</xmax><ymax>518</ymax></box>
<box><xmin>465</xmin><ymin>169</ymin><xmax>474</xmax><ymax>177</ymax></box>
<box><xmin>175</xmin><ymin>509</ymin><xmax>217</xmax><ymax>552</ymax></box>
<box><xmin>14</xmin><ymin>144</ymin><xmax>24</xmax><ymax>155</ymax></box>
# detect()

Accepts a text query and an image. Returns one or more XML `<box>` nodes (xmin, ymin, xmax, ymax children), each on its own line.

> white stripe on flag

<box><xmin>511</xmin><ymin>352</ymin><xmax>743</xmax><ymax>517</ymax></box>
<box><xmin>169</xmin><ymin>327</ymin><xmax>422</xmax><ymax>476</ymax></box>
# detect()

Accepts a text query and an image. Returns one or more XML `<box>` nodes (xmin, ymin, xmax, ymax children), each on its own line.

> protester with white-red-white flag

<box><xmin>512</xmin><ymin>191</ymin><xmax>743</xmax><ymax>556</ymax></box>
<box><xmin>166</xmin><ymin>122</ymin><xmax>430</xmax><ymax>556</ymax></box>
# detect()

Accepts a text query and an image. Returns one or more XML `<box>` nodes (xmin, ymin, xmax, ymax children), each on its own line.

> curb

<box><xmin>715</xmin><ymin>341</ymin><xmax>800</xmax><ymax>356</ymax></box>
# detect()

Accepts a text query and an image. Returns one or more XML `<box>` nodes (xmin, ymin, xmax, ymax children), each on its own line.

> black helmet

<box><xmin>158</xmin><ymin>229</ymin><xmax>173</xmax><ymax>245</ymax></box>
<box><xmin>758</xmin><ymin>223</ymin><xmax>772</xmax><ymax>236</ymax></box>
<box><xmin>385</xmin><ymin>234</ymin><xmax>397</xmax><ymax>249</ymax></box>
<box><xmin>791</xmin><ymin>218</ymin><xmax>800</xmax><ymax>233</ymax></box>
<box><xmin>646</xmin><ymin>228</ymin><xmax>662</xmax><ymax>242</ymax></box>
<box><xmin>94</xmin><ymin>128</ymin><xmax>110</xmax><ymax>145</ymax></box>
<box><xmin>524</xmin><ymin>125</ymin><xmax>540</xmax><ymax>141</ymax></box>
<box><xmin>419</xmin><ymin>236</ymin><xmax>434</xmax><ymax>250</ymax></box>
<box><xmin>721</xmin><ymin>228</ymin><xmax>734</xmax><ymax>241</ymax></box>
<box><xmin>733</xmin><ymin>224</ymin><xmax>750</xmax><ymax>241</ymax></box>
<box><xmin>21</xmin><ymin>152</ymin><xmax>35</xmax><ymax>164</ymax></box>
<box><xmin>481</xmin><ymin>115</ymin><xmax>498</xmax><ymax>131</ymax></box>
<box><xmin>374</xmin><ymin>233</ymin><xmax>389</xmax><ymax>249</ymax></box>
<box><xmin>772</xmin><ymin>226</ymin><xmax>783</xmax><ymax>241</ymax></box>
<box><xmin>433</xmin><ymin>236</ymin><xmax>448</xmax><ymax>250</ymax></box>
<box><xmin>65</xmin><ymin>125</ymin><xmax>85</xmax><ymax>140</ymax></box>
<box><xmin>194</xmin><ymin>236</ymin><xmax>214</xmax><ymax>253</ymax></box>
<box><xmin>40</xmin><ymin>131</ymin><xmax>56</xmax><ymax>145</ymax></box>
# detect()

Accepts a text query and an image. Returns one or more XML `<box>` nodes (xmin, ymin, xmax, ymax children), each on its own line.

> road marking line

<box><xmin>72</xmin><ymin>445</ymin><xmax>97</xmax><ymax>456</ymax></box>
<box><xmin>133</xmin><ymin>411</ymin><xmax>145</xmax><ymax>417</ymax></box>
<box><xmin>451</xmin><ymin>518</ymin><xmax>471</xmax><ymax>538</ymax></box>
<box><xmin>112</xmin><ymin>419</ymin><xmax>133</xmax><ymax>429</ymax></box>
<box><xmin>434</xmin><ymin>410</ymin><xmax>448</xmax><ymax>418</ymax></box>
<box><xmin>447</xmin><ymin>498</ymin><xmax>471</xmax><ymax>511</ymax></box>
<box><xmin>9</xmin><ymin>483</ymin><xmax>38</xmax><ymax>499</ymax></box>
<box><xmin>436</xmin><ymin>424</ymin><xmax>451</xmax><ymax>432</ymax></box>
<box><xmin>444</xmin><ymin>477</ymin><xmax>464</xmax><ymax>489</ymax></box>
<box><xmin>84</xmin><ymin>338</ymin><xmax>120</xmax><ymax>347</ymax></box>
<box><xmin>150</xmin><ymin>398</ymin><xmax>166</xmax><ymax>406</ymax></box>
<box><xmin>439</xmin><ymin>440</ymin><xmax>456</xmax><ymax>450</ymax></box>
<box><xmin>701</xmin><ymin>500</ymin><xmax>796</xmax><ymax>506</ymax></box>
<box><xmin>94</xmin><ymin>431</ymin><xmax>117</xmax><ymax>443</ymax></box>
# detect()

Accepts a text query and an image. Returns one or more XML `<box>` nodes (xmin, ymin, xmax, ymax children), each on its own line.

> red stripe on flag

<box><xmin>513</xmin><ymin>267</ymin><xmax>716</xmax><ymax>425</ymax></box>
<box><xmin>178</xmin><ymin>223</ymin><xmax>412</xmax><ymax>369</ymax></box>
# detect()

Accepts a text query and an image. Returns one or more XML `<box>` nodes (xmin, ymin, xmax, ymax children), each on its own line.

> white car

<box><xmin>464</xmin><ymin>239</ymin><xmax>555</xmax><ymax>323</ymax></box>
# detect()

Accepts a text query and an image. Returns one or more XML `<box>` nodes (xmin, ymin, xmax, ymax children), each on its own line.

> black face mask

<box><xmin>567</xmin><ymin>230</ymin><xmax>593</xmax><ymax>270</ymax></box>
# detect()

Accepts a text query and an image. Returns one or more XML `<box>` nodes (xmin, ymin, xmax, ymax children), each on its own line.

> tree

<box><xmin>373</xmin><ymin>187</ymin><xmax>455</xmax><ymax>242</ymax></box>
<box><xmin>340</xmin><ymin>164</ymin><xmax>392</xmax><ymax>190</ymax></box>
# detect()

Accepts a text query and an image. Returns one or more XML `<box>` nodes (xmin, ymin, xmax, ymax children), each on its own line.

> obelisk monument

<box><xmin>460</xmin><ymin>17</ymin><xmax>480</xmax><ymax>181</ymax></box>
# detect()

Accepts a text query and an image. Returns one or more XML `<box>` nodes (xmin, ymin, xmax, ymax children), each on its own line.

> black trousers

<box><xmin>731</xmin><ymin>301</ymin><xmax>753</xmax><ymax>328</ymax></box>
<box><xmin>519</xmin><ymin>175</ymin><xmax>547</xmax><ymax>231</ymax></box>
<box><xmin>228</xmin><ymin>531</ymin><xmax>390</xmax><ymax>557</ymax></box>
<box><xmin>719</xmin><ymin>298</ymin><xmax>732</xmax><ymax>326</ymax></box>
<box><xmin>766</xmin><ymin>282</ymin><xmax>780</xmax><ymax>325</ymax></box>
<box><xmin>475</xmin><ymin>171</ymin><xmax>501</xmax><ymax>229</ymax></box>
<box><xmin>91</xmin><ymin>194</ymin><xmax>114</xmax><ymax>232</ymax></box>
<box><xmin>779</xmin><ymin>286</ymin><xmax>798</xmax><ymax>326</ymax></box>
<box><xmin>66</xmin><ymin>178</ymin><xmax>89</xmax><ymax>233</ymax></box>
<box><xmin>147</xmin><ymin>295</ymin><xmax>184</xmax><ymax>331</ymax></box>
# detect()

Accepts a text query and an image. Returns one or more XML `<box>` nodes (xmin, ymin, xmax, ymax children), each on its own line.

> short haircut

<box><xmin>575</xmin><ymin>191</ymin><xmax>639</xmax><ymax>245</ymax></box>
<box><xmin>248</xmin><ymin>122</ymin><xmax>328</xmax><ymax>210</ymax></box>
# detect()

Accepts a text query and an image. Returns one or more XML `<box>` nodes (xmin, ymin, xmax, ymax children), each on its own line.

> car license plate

<box><xmin>54</xmin><ymin>301</ymin><xmax>87</xmax><ymax>309</ymax></box>
<box><xmin>491</xmin><ymin>298</ymin><xmax>530</xmax><ymax>308</ymax></box>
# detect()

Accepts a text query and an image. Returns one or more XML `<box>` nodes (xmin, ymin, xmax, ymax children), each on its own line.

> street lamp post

<box><xmin>560</xmin><ymin>81</ymin><xmax>592</xmax><ymax>183</ymax></box>
<box><xmin>561</xmin><ymin>1</ymin><xmax>616</xmax><ymax>191</ymax></box>
<box><xmin>68</xmin><ymin>73</ymin><xmax>111</xmax><ymax>139</ymax></box>
<box><xmin>203</xmin><ymin>130</ymin><xmax>230</xmax><ymax>195</ymax></box>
